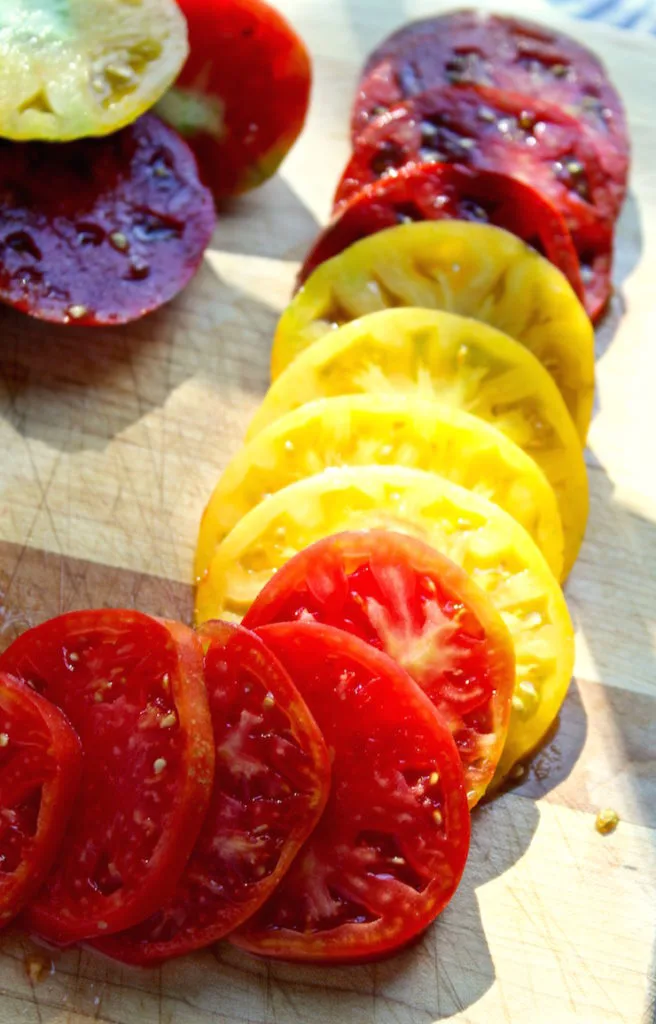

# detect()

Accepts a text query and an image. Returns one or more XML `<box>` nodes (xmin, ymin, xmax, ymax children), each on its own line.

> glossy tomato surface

<box><xmin>158</xmin><ymin>0</ymin><xmax>311</xmax><ymax>198</ymax></box>
<box><xmin>232</xmin><ymin>621</ymin><xmax>470</xmax><ymax>962</ymax></box>
<box><xmin>0</xmin><ymin>673</ymin><xmax>81</xmax><ymax>929</ymax></box>
<box><xmin>338</xmin><ymin>85</ymin><xmax>617</xmax><ymax>320</ymax></box>
<box><xmin>0</xmin><ymin>114</ymin><xmax>215</xmax><ymax>326</ymax></box>
<box><xmin>96</xmin><ymin>621</ymin><xmax>330</xmax><ymax>964</ymax></box>
<box><xmin>244</xmin><ymin>532</ymin><xmax>515</xmax><ymax>806</ymax></box>
<box><xmin>299</xmin><ymin>163</ymin><xmax>582</xmax><ymax>304</ymax></box>
<box><xmin>0</xmin><ymin>611</ymin><xmax>214</xmax><ymax>945</ymax></box>
<box><xmin>352</xmin><ymin>10</ymin><xmax>629</xmax><ymax>168</ymax></box>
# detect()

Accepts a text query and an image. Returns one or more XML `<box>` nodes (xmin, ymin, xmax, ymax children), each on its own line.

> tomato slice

<box><xmin>351</xmin><ymin>11</ymin><xmax>629</xmax><ymax>173</ymax></box>
<box><xmin>194</xmin><ymin>465</ymin><xmax>575</xmax><ymax>784</ymax></box>
<box><xmin>0</xmin><ymin>114</ymin><xmax>216</xmax><ymax>326</ymax></box>
<box><xmin>272</xmin><ymin>220</ymin><xmax>594</xmax><ymax>445</ymax></box>
<box><xmin>0</xmin><ymin>0</ymin><xmax>188</xmax><ymax>141</ymax></box>
<box><xmin>0</xmin><ymin>611</ymin><xmax>215</xmax><ymax>945</ymax></box>
<box><xmin>94</xmin><ymin>621</ymin><xmax>330</xmax><ymax>965</ymax></box>
<box><xmin>231</xmin><ymin>621</ymin><xmax>470</xmax><ymax>963</ymax></box>
<box><xmin>299</xmin><ymin>164</ymin><xmax>583</xmax><ymax>309</ymax></box>
<box><xmin>243</xmin><ymin>532</ymin><xmax>515</xmax><ymax>807</ymax></box>
<box><xmin>0</xmin><ymin>673</ymin><xmax>81</xmax><ymax>929</ymax></box>
<box><xmin>253</xmin><ymin>308</ymin><xmax>588</xmax><ymax>580</ymax></box>
<box><xmin>157</xmin><ymin>0</ymin><xmax>311</xmax><ymax>198</ymax></box>
<box><xmin>195</xmin><ymin>393</ymin><xmax>565</xmax><ymax>582</ymax></box>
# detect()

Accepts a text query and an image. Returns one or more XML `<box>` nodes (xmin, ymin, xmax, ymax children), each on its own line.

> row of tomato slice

<box><xmin>300</xmin><ymin>9</ymin><xmax>629</xmax><ymax>322</ymax></box>
<box><xmin>0</xmin><ymin>529</ymin><xmax>503</xmax><ymax>966</ymax></box>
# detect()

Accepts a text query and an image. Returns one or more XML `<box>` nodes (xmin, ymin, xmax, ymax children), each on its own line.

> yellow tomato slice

<box><xmin>196</xmin><ymin>394</ymin><xmax>564</xmax><ymax>581</ymax></box>
<box><xmin>195</xmin><ymin>465</ymin><xmax>575</xmax><ymax>783</ymax></box>
<box><xmin>0</xmin><ymin>0</ymin><xmax>188</xmax><ymax>140</ymax></box>
<box><xmin>252</xmin><ymin>308</ymin><xmax>588</xmax><ymax>579</ymax></box>
<box><xmin>272</xmin><ymin>221</ymin><xmax>594</xmax><ymax>442</ymax></box>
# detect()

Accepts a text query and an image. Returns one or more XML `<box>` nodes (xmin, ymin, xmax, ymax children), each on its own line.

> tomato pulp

<box><xmin>0</xmin><ymin>611</ymin><xmax>215</xmax><ymax>945</ymax></box>
<box><xmin>96</xmin><ymin>621</ymin><xmax>330</xmax><ymax>964</ymax></box>
<box><xmin>233</xmin><ymin>621</ymin><xmax>470</xmax><ymax>962</ymax></box>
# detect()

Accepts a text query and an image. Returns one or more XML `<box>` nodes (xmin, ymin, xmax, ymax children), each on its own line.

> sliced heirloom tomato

<box><xmin>158</xmin><ymin>0</ymin><xmax>311</xmax><ymax>198</ymax></box>
<box><xmin>0</xmin><ymin>673</ymin><xmax>81</xmax><ymax>929</ymax></box>
<box><xmin>0</xmin><ymin>114</ymin><xmax>216</xmax><ymax>326</ymax></box>
<box><xmin>253</xmin><ymin>309</ymin><xmax>588</xmax><ymax>580</ymax></box>
<box><xmin>352</xmin><ymin>10</ymin><xmax>629</xmax><ymax>177</ymax></box>
<box><xmin>243</xmin><ymin>532</ymin><xmax>515</xmax><ymax>807</ymax></box>
<box><xmin>272</xmin><ymin>221</ymin><xmax>594</xmax><ymax>444</ymax></box>
<box><xmin>0</xmin><ymin>0</ymin><xmax>188</xmax><ymax>141</ymax></box>
<box><xmin>95</xmin><ymin>621</ymin><xmax>330</xmax><ymax>965</ymax></box>
<box><xmin>0</xmin><ymin>611</ymin><xmax>215</xmax><ymax>945</ymax></box>
<box><xmin>232</xmin><ymin>621</ymin><xmax>470</xmax><ymax>962</ymax></box>
<box><xmin>299</xmin><ymin>164</ymin><xmax>583</xmax><ymax>312</ymax></box>
<box><xmin>196</xmin><ymin>393</ymin><xmax>565</xmax><ymax>581</ymax></box>
<box><xmin>195</xmin><ymin>466</ymin><xmax>575</xmax><ymax>785</ymax></box>
<box><xmin>336</xmin><ymin>86</ymin><xmax>620</xmax><ymax>319</ymax></box>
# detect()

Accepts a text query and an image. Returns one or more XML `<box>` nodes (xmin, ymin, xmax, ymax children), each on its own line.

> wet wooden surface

<box><xmin>0</xmin><ymin>1</ymin><xmax>654</xmax><ymax>1021</ymax></box>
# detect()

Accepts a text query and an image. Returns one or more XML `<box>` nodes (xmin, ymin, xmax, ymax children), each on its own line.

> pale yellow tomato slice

<box><xmin>196</xmin><ymin>394</ymin><xmax>564</xmax><ymax>581</ymax></box>
<box><xmin>195</xmin><ymin>465</ymin><xmax>575</xmax><ymax>783</ymax></box>
<box><xmin>252</xmin><ymin>308</ymin><xmax>588</xmax><ymax>579</ymax></box>
<box><xmin>272</xmin><ymin>221</ymin><xmax>594</xmax><ymax>442</ymax></box>
<box><xmin>0</xmin><ymin>0</ymin><xmax>188</xmax><ymax>140</ymax></box>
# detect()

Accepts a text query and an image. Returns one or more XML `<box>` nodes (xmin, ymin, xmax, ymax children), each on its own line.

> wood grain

<box><xmin>0</xmin><ymin>0</ymin><xmax>654</xmax><ymax>1021</ymax></box>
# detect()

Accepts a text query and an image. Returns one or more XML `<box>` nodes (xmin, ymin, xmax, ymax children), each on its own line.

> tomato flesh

<box><xmin>352</xmin><ymin>10</ymin><xmax>629</xmax><ymax>173</ymax></box>
<box><xmin>95</xmin><ymin>621</ymin><xmax>330</xmax><ymax>965</ymax></box>
<box><xmin>0</xmin><ymin>611</ymin><xmax>214</xmax><ymax>945</ymax></box>
<box><xmin>243</xmin><ymin>532</ymin><xmax>514</xmax><ymax>806</ymax></box>
<box><xmin>158</xmin><ymin>0</ymin><xmax>311</xmax><ymax>199</ymax></box>
<box><xmin>0</xmin><ymin>114</ymin><xmax>215</xmax><ymax>326</ymax></box>
<box><xmin>232</xmin><ymin>621</ymin><xmax>470</xmax><ymax>963</ymax></box>
<box><xmin>299</xmin><ymin>162</ymin><xmax>582</xmax><ymax>302</ymax></box>
<box><xmin>0</xmin><ymin>673</ymin><xmax>81</xmax><ymax>929</ymax></box>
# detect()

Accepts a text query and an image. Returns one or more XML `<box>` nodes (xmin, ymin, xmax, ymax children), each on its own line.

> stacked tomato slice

<box><xmin>0</xmin><ymin>539</ymin><xmax>504</xmax><ymax>962</ymax></box>
<box><xmin>305</xmin><ymin>10</ymin><xmax>629</xmax><ymax>321</ymax></box>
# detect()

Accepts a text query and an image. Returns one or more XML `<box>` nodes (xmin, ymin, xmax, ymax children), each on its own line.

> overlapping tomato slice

<box><xmin>0</xmin><ymin>611</ymin><xmax>215</xmax><ymax>945</ymax></box>
<box><xmin>0</xmin><ymin>673</ymin><xmax>81</xmax><ymax>929</ymax></box>
<box><xmin>243</xmin><ymin>532</ymin><xmax>515</xmax><ymax>807</ymax></box>
<box><xmin>232</xmin><ymin>621</ymin><xmax>470</xmax><ymax>962</ymax></box>
<box><xmin>95</xmin><ymin>621</ymin><xmax>330</xmax><ymax>964</ymax></box>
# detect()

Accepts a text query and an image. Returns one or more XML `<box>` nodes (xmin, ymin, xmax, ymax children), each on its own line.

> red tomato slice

<box><xmin>298</xmin><ymin>162</ymin><xmax>583</xmax><ymax>302</ymax></box>
<box><xmin>0</xmin><ymin>611</ymin><xmax>214</xmax><ymax>945</ymax></box>
<box><xmin>0</xmin><ymin>673</ymin><xmax>81</xmax><ymax>929</ymax></box>
<box><xmin>243</xmin><ymin>532</ymin><xmax>514</xmax><ymax>807</ymax></box>
<box><xmin>352</xmin><ymin>11</ymin><xmax>629</xmax><ymax>172</ymax></box>
<box><xmin>338</xmin><ymin>85</ymin><xmax>616</xmax><ymax>320</ymax></box>
<box><xmin>232</xmin><ymin>621</ymin><xmax>470</xmax><ymax>963</ymax></box>
<box><xmin>158</xmin><ymin>0</ymin><xmax>311</xmax><ymax>199</ymax></box>
<box><xmin>94</xmin><ymin>621</ymin><xmax>331</xmax><ymax>965</ymax></box>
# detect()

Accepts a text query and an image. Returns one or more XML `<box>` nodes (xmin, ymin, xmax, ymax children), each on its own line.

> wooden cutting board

<box><xmin>0</xmin><ymin>1</ymin><xmax>654</xmax><ymax>1021</ymax></box>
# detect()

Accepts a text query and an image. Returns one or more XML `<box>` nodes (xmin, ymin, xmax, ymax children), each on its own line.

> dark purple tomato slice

<box><xmin>94</xmin><ymin>621</ymin><xmax>330</xmax><ymax>965</ymax></box>
<box><xmin>339</xmin><ymin>84</ymin><xmax>616</xmax><ymax>319</ymax></box>
<box><xmin>243</xmin><ymin>531</ymin><xmax>515</xmax><ymax>808</ymax></box>
<box><xmin>299</xmin><ymin>162</ymin><xmax>583</xmax><ymax>304</ymax></box>
<box><xmin>352</xmin><ymin>10</ymin><xmax>629</xmax><ymax>175</ymax></box>
<box><xmin>0</xmin><ymin>611</ymin><xmax>215</xmax><ymax>946</ymax></box>
<box><xmin>0</xmin><ymin>113</ymin><xmax>216</xmax><ymax>326</ymax></box>
<box><xmin>0</xmin><ymin>673</ymin><xmax>81</xmax><ymax>929</ymax></box>
<box><xmin>232</xmin><ymin>622</ymin><xmax>470</xmax><ymax>963</ymax></box>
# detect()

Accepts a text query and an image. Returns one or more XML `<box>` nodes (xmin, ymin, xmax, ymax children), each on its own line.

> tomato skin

<box><xmin>0</xmin><ymin>611</ymin><xmax>214</xmax><ymax>946</ymax></box>
<box><xmin>243</xmin><ymin>531</ymin><xmax>515</xmax><ymax>807</ymax></box>
<box><xmin>298</xmin><ymin>163</ymin><xmax>583</xmax><ymax>303</ymax></box>
<box><xmin>95</xmin><ymin>620</ymin><xmax>330</xmax><ymax>965</ymax></box>
<box><xmin>232</xmin><ymin>621</ymin><xmax>470</xmax><ymax>964</ymax></box>
<box><xmin>159</xmin><ymin>0</ymin><xmax>311</xmax><ymax>199</ymax></box>
<box><xmin>0</xmin><ymin>673</ymin><xmax>81</xmax><ymax>929</ymax></box>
